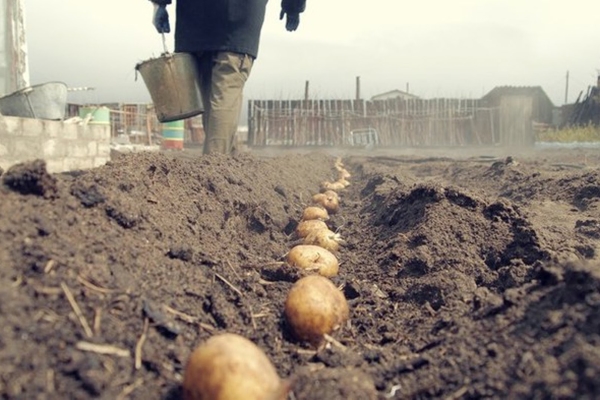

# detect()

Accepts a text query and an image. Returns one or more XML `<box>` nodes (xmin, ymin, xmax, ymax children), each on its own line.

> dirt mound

<box><xmin>0</xmin><ymin>149</ymin><xmax>599</xmax><ymax>399</ymax></box>
<box><xmin>2</xmin><ymin>159</ymin><xmax>58</xmax><ymax>198</ymax></box>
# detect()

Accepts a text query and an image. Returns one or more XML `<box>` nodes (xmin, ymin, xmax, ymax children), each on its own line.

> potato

<box><xmin>320</xmin><ymin>181</ymin><xmax>346</xmax><ymax>192</ymax></box>
<box><xmin>301</xmin><ymin>206</ymin><xmax>329</xmax><ymax>221</ymax></box>
<box><xmin>338</xmin><ymin>168</ymin><xmax>351</xmax><ymax>180</ymax></box>
<box><xmin>296</xmin><ymin>219</ymin><xmax>328</xmax><ymax>238</ymax></box>
<box><xmin>284</xmin><ymin>275</ymin><xmax>349</xmax><ymax>347</ymax></box>
<box><xmin>183</xmin><ymin>333</ymin><xmax>283</xmax><ymax>400</ymax></box>
<box><xmin>286</xmin><ymin>244</ymin><xmax>339</xmax><ymax>277</ymax></box>
<box><xmin>312</xmin><ymin>193</ymin><xmax>340</xmax><ymax>214</ymax></box>
<box><xmin>322</xmin><ymin>190</ymin><xmax>340</xmax><ymax>200</ymax></box>
<box><xmin>303</xmin><ymin>229</ymin><xmax>345</xmax><ymax>252</ymax></box>
<box><xmin>337</xmin><ymin>178</ymin><xmax>350</xmax><ymax>188</ymax></box>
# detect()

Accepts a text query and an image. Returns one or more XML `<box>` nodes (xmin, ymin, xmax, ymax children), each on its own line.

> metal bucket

<box><xmin>0</xmin><ymin>82</ymin><xmax>68</xmax><ymax>120</ymax></box>
<box><xmin>136</xmin><ymin>53</ymin><xmax>204</xmax><ymax>123</ymax></box>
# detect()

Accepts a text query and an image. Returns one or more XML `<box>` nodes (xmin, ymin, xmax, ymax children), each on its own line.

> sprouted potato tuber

<box><xmin>312</xmin><ymin>193</ymin><xmax>340</xmax><ymax>214</ymax></box>
<box><xmin>303</xmin><ymin>229</ymin><xmax>345</xmax><ymax>252</ymax></box>
<box><xmin>286</xmin><ymin>244</ymin><xmax>339</xmax><ymax>277</ymax></box>
<box><xmin>296</xmin><ymin>219</ymin><xmax>328</xmax><ymax>238</ymax></box>
<box><xmin>284</xmin><ymin>275</ymin><xmax>349</xmax><ymax>347</ymax></box>
<box><xmin>322</xmin><ymin>190</ymin><xmax>340</xmax><ymax>200</ymax></box>
<box><xmin>301</xmin><ymin>206</ymin><xmax>329</xmax><ymax>221</ymax></box>
<box><xmin>337</xmin><ymin>178</ymin><xmax>350</xmax><ymax>188</ymax></box>
<box><xmin>320</xmin><ymin>180</ymin><xmax>346</xmax><ymax>192</ymax></box>
<box><xmin>338</xmin><ymin>168</ymin><xmax>351</xmax><ymax>179</ymax></box>
<box><xmin>183</xmin><ymin>333</ymin><xmax>284</xmax><ymax>400</ymax></box>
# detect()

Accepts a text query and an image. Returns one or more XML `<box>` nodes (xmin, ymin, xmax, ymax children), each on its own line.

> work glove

<box><xmin>153</xmin><ymin>4</ymin><xmax>170</xmax><ymax>34</ymax></box>
<box><xmin>279</xmin><ymin>10</ymin><xmax>300</xmax><ymax>32</ymax></box>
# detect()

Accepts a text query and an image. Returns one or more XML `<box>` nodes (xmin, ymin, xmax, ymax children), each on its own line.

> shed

<box><xmin>482</xmin><ymin>86</ymin><xmax>555</xmax><ymax>124</ymax></box>
<box><xmin>482</xmin><ymin>86</ymin><xmax>555</xmax><ymax>147</ymax></box>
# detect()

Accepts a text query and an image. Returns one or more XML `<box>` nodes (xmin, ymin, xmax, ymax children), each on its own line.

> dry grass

<box><xmin>537</xmin><ymin>124</ymin><xmax>600</xmax><ymax>142</ymax></box>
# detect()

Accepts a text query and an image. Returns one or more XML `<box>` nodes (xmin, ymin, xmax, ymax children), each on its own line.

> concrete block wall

<box><xmin>0</xmin><ymin>115</ymin><xmax>111</xmax><ymax>174</ymax></box>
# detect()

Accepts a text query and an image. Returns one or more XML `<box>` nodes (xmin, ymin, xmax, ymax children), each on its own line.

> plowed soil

<box><xmin>1</xmin><ymin>146</ymin><xmax>599</xmax><ymax>399</ymax></box>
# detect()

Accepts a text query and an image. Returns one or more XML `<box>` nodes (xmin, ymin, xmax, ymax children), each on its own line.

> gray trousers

<box><xmin>194</xmin><ymin>51</ymin><xmax>254</xmax><ymax>155</ymax></box>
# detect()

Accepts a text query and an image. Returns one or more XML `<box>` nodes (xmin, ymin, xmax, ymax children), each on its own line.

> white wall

<box><xmin>0</xmin><ymin>115</ymin><xmax>111</xmax><ymax>173</ymax></box>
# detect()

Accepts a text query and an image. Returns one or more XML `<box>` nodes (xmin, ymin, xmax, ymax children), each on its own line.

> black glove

<box><xmin>153</xmin><ymin>4</ymin><xmax>170</xmax><ymax>34</ymax></box>
<box><xmin>279</xmin><ymin>10</ymin><xmax>300</xmax><ymax>32</ymax></box>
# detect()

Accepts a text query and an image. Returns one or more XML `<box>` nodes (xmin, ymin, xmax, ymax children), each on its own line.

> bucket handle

<box><xmin>161</xmin><ymin>33</ymin><xmax>169</xmax><ymax>54</ymax></box>
<box><xmin>21</xmin><ymin>87</ymin><xmax>37</xmax><ymax>119</ymax></box>
<box><xmin>134</xmin><ymin>33</ymin><xmax>172</xmax><ymax>82</ymax></box>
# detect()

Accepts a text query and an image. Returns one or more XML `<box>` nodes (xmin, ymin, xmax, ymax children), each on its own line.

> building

<box><xmin>371</xmin><ymin>89</ymin><xmax>419</xmax><ymax>101</ymax></box>
<box><xmin>481</xmin><ymin>86</ymin><xmax>555</xmax><ymax>124</ymax></box>
<box><xmin>480</xmin><ymin>86</ymin><xmax>556</xmax><ymax>146</ymax></box>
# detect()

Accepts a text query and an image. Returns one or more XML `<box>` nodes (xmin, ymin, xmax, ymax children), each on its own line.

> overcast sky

<box><xmin>24</xmin><ymin>0</ymin><xmax>600</xmax><ymax>106</ymax></box>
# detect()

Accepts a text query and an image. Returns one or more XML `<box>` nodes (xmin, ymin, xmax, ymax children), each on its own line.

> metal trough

<box><xmin>0</xmin><ymin>82</ymin><xmax>68</xmax><ymax>120</ymax></box>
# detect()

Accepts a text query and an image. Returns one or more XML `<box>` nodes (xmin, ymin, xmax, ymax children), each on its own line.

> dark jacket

<box><xmin>152</xmin><ymin>0</ymin><xmax>305</xmax><ymax>58</ymax></box>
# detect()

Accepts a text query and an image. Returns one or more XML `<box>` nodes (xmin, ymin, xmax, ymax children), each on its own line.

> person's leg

<box><xmin>193</xmin><ymin>52</ymin><xmax>213</xmax><ymax>153</ymax></box>
<box><xmin>203</xmin><ymin>52</ymin><xmax>253</xmax><ymax>155</ymax></box>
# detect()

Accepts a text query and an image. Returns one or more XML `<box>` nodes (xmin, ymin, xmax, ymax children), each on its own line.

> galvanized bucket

<box><xmin>0</xmin><ymin>81</ymin><xmax>68</xmax><ymax>120</ymax></box>
<box><xmin>136</xmin><ymin>53</ymin><xmax>204</xmax><ymax>123</ymax></box>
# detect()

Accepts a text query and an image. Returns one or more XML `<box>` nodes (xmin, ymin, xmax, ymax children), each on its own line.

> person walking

<box><xmin>149</xmin><ymin>0</ymin><xmax>306</xmax><ymax>155</ymax></box>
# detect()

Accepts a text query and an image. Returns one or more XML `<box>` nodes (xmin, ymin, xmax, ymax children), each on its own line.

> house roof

<box><xmin>482</xmin><ymin>86</ymin><xmax>554</xmax><ymax>107</ymax></box>
<box><xmin>371</xmin><ymin>89</ymin><xmax>419</xmax><ymax>101</ymax></box>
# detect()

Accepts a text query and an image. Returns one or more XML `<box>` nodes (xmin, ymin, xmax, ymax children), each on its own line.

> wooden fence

<box><xmin>248</xmin><ymin>98</ymin><xmax>505</xmax><ymax>147</ymax></box>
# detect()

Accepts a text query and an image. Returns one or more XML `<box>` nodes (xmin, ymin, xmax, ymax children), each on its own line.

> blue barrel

<box><xmin>162</xmin><ymin>120</ymin><xmax>185</xmax><ymax>149</ymax></box>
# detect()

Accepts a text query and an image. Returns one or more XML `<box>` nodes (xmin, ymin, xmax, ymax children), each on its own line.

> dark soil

<box><xmin>1</xmin><ymin>146</ymin><xmax>599</xmax><ymax>399</ymax></box>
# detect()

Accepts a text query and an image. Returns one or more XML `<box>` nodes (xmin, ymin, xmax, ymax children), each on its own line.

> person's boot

<box><xmin>230</xmin><ymin>134</ymin><xmax>239</xmax><ymax>155</ymax></box>
<box><xmin>203</xmin><ymin>138</ymin><xmax>229</xmax><ymax>154</ymax></box>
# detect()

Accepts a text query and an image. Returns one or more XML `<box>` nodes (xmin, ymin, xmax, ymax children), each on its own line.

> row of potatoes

<box><xmin>181</xmin><ymin>158</ymin><xmax>352</xmax><ymax>400</ymax></box>
<box><xmin>284</xmin><ymin>156</ymin><xmax>351</xmax><ymax>342</ymax></box>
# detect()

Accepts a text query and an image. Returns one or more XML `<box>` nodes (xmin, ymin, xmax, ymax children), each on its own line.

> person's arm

<box><xmin>280</xmin><ymin>0</ymin><xmax>306</xmax><ymax>32</ymax></box>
